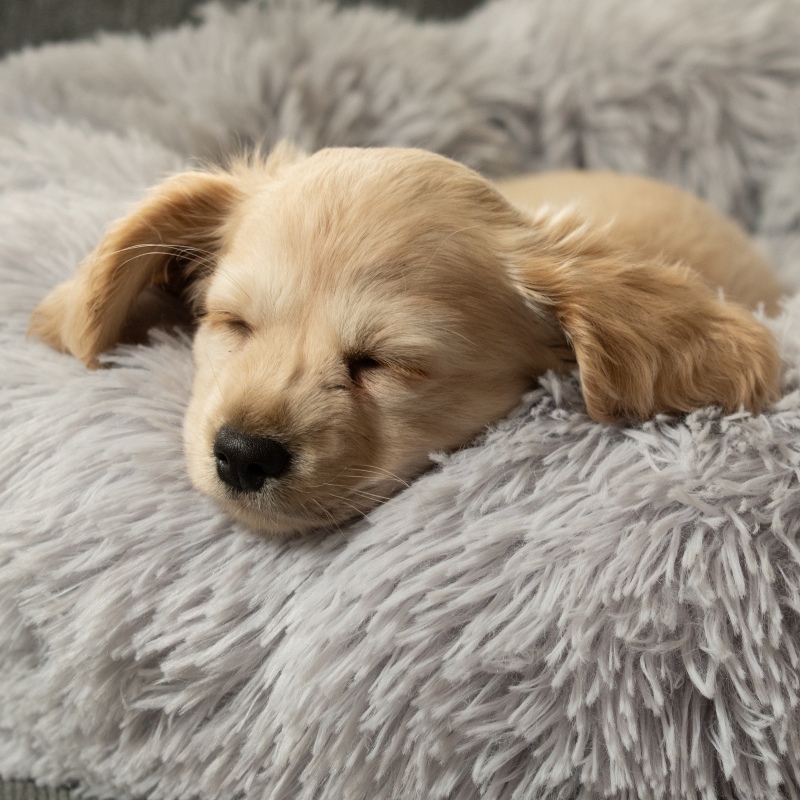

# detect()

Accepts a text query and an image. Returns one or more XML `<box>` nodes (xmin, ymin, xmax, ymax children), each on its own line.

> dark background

<box><xmin>0</xmin><ymin>0</ymin><xmax>484</xmax><ymax>57</ymax></box>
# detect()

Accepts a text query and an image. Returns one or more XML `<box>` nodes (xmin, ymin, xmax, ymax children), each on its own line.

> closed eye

<box><xmin>345</xmin><ymin>351</ymin><xmax>430</xmax><ymax>386</ymax></box>
<box><xmin>347</xmin><ymin>353</ymin><xmax>382</xmax><ymax>384</ymax></box>
<box><xmin>202</xmin><ymin>310</ymin><xmax>253</xmax><ymax>338</ymax></box>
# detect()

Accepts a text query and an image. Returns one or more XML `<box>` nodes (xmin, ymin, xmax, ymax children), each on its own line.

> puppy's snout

<box><xmin>213</xmin><ymin>428</ymin><xmax>291</xmax><ymax>492</ymax></box>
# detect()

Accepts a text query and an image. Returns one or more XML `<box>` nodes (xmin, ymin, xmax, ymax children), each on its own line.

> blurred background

<box><xmin>0</xmin><ymin>0</ymin><xmax>485</xmax><ymax>57</ymax></box>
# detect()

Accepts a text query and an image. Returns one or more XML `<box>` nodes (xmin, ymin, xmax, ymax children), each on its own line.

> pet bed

<box><xmin>2</xmin><ymin>1</ymin><xmax>800</xmax><ymax>798</ymax></box>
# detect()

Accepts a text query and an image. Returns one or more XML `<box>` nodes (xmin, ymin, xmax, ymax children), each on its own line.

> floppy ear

<box><xmin>506</xmin><ymin>210</ymin><xmax>780</xmax><ymax>421</ymax></box>
<box><xmin>29</xmin><ymin>170</ymin><xmax>243</xmax><ymax>368</ymax></box>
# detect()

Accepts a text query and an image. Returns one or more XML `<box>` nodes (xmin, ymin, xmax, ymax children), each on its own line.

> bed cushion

<box><xmin>2</xmin><ymin>1</ymin><xmax>800</xmax><ymax>797</ymax></box>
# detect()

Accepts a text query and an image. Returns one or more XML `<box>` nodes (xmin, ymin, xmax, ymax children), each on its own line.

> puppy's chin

<box><xmin>211</xmin><ymin>495</ymin><xmax>344</xmax><ymax>537</ymax></box>
<box><xmin>206</xmin><ymin>485</ymin><xmax>387</xmax><ymax>536</ymax></box>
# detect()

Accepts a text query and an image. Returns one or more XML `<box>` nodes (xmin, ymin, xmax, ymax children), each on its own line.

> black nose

<box><xmin>213</xmin><ymin>428</ymin><xmax>291</xmax><ymax>492</ymax></box>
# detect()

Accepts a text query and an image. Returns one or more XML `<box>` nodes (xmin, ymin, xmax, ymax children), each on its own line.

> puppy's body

<box><xmin>29</xmin><ymin>146</ymin><xmax>782</xmax><ymax>534</ymax></box>
<box><xmin>498</xmin><ymin>171</ymin><xmax>783</xmax><ymax>313</ymax></box>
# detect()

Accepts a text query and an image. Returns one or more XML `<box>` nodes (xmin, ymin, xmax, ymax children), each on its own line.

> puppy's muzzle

<box><xmin>213</xmin><ymin>427</ymin><xmax>291</xmax><ymax>492</ymax></box>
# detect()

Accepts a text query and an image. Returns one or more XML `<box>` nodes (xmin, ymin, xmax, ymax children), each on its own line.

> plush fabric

<box><xmin>2</xmin><ymin>1</ymin><xmax>800</xmax><ymax>798</ymax></box>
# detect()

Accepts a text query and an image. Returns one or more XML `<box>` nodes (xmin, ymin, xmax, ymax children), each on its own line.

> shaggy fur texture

<box><xmin>28</xmin><ymin>147</ymin><xmax>782</xmax><ymax>534</ymax></box>
<box><xmin>2</xmin><ymin>0</ymin><xmax>800</xmax><ymax>798</ymax></box>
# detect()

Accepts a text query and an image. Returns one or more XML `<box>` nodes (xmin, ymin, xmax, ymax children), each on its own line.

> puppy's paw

<box><xmin>511</xmin><ymin>241</ymin><xmax>781</xmax><ymax>422</ymax></box>
<box><xmin>689</xmin><ymin>305</ymin><xmax>780</xmax><ymax>416</ymax></box>
<box><xmin>582</xmin><ymin>298</ymin><xmax>781</xmax><ymax>421</ymax></box>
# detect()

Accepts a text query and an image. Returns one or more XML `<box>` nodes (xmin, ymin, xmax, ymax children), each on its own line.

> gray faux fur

<box><xmin>2</xmin><ymin>1</ymin><xmax>800</xmax><ymax>798</ymax></box>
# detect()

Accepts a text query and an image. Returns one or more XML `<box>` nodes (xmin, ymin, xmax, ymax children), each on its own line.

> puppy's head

<box><xmin>183</xmin><ymin>146</ymin><xmax>568</xmax><ymax>533</ymax></box>
<box><xmin>30</xmin><ymin>145</ymin><xmax>779</xmax><ymax>534</ymax></box>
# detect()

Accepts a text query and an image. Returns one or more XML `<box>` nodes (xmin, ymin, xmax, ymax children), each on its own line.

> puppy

<box><xmin>29</xmin><ymin>144</ymin><xmax>782</xmax><ymax>534</ymax></box>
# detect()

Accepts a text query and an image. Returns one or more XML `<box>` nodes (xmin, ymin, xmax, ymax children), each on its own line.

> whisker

<box><xmin>344</xmin><ymin>465</ymin><xmax>431</xmax><ymax>526</ymax></box>
<box><xmin>320</xmin><ymin>492</ymin><xmax>370</xmax><ymax>522</ymax></box>
<box><xmin>306</xmin><ymin>468</ymin><xmax>350</xmax><ymax>490</ymax></box>
<box><xmin>99</xmin><ymin>243</ymin><xmax>252</xmax><ymax>303</ymax></box>
<box><xmin>309</xmin><ymin>497</ymin><xmax>342</xmax><ymax>534</ymax></box>
<box><xmin>344</xmin><ymin>465</ymin><xmax>411</xmax><ymax>488</ymax></box>
<box><xmin>349</xmin><ymin>490</ymin><xmax>395</xmax><ymax>503</ymax></box>
<box><xmin>101</xmin><ymin>243</ymin><xmax>219</xmax><ymax>260</ymax></box>
<box><xmin>111</xmin><ymin>251</ymin><xmax>195</xmax><ymax>270</ymax></box>
<box><xmin>307</xmin><ymin>479</ymin><xmax>396</xmax><ymax>505</ymax></box>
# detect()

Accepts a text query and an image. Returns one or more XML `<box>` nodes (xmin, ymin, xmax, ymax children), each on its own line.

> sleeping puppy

<box><xmin>29</xmin><ymin>144</ymin><xmax>782</xmax><ymax>534</ymax></box>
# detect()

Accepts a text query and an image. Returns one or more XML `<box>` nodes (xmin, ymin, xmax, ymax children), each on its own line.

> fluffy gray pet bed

<box><xmin>3</xmin><ymin>1</ymin><xmax>800</xmax><ymax>798</ymax></box>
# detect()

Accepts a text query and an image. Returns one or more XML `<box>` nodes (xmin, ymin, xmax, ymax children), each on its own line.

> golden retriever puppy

<box><xmin>29</xmin><ymin>144</ymin><xmax>782</xmax><ymax>534</ymax></box>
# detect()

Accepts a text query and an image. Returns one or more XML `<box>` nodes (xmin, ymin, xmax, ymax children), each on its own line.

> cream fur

<box><xmin>6</xmin><ymin>1</ymin><xmax>800</xmax><ymax>797</ymax></box>
<box><xmin>29</xmin><ymin>145</ymin><xmax>782</xmax><ymax>534</ymax></box>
